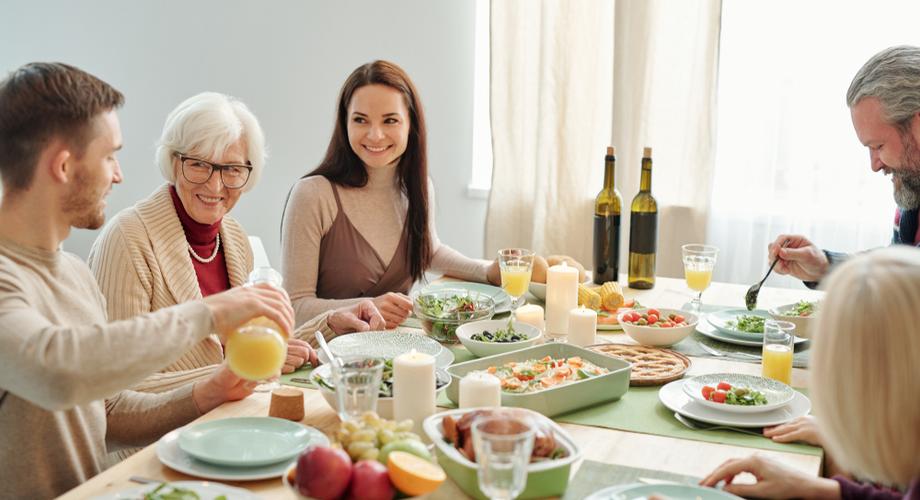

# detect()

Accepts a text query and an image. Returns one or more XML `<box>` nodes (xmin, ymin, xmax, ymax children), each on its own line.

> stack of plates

<box><xmin>155</xmin><ymin>417</ymin><xmax>328</xmax><ymax>481</ymax></box>
<box><xmin>697</xmin><ymin>310</ymin><xmax>808</xmax><ymax>347</ymax></box>
<box><xmin>318</xmin><ymin>330</ymin><xmax>455</xmax><ymax>367</ymax></box>
<box><xmin>658</xmin><ymin>373</ymin><xmax>810</xmax><ymax>427</ymax></box>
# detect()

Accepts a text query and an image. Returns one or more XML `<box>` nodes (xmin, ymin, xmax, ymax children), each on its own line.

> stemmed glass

<box><xmin>471</xmin><ymin>415</ymin><xmax>535</xmax><ymax>500</ymax></box>
<box><xmin>498</xmin><ymin>248</ymin><xmax>535</xmax><ymax>312</ymax></box>
<box><xmin>681</xmin><ymin>244</ymin><xmax>719</xmax><ymax>314</ymax></box>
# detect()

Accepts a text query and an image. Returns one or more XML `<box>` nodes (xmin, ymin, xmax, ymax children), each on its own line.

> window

<box><xmin>468</xmin><ymin>0</ymin><xmax>492</xmax><ymax>199</ymax></box>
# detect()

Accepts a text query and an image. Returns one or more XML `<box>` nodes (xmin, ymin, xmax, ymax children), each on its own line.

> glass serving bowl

<box><xmin>413</xmin><ymin>288</ymin><xmax>496</xmax><ymax>344</ymax></box>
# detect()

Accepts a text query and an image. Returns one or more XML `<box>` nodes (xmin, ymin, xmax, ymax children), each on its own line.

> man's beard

<box><xmin>892</xmin><ymin>128</ymin><xmax>920</xmax><ymax>210</ymax></box>
<box><xmin>63</xmin><ymin>167</ymin><xmax>107</xmax><ymax>230</ymax></box>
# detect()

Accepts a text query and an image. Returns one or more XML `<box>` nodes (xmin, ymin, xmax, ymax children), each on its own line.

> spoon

<box><xmin>745</xmin><ymin>240</ymin><xmax>789</xmax><ymax>310</ymax></box>
<box><xmin>314</xmin><ymin>331</ymin><xmax>341</xmax><ymax>371</ymax></box>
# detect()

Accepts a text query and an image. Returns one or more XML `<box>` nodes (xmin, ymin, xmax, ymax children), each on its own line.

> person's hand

<box><xmin>371</xmin><ymin>292</ymin><xmax>413</xmax><ymax>329</ymax></box>
<box><xmin>768</xmin><ymin>234</ymin><xmax>829</xmax><ymax>282</ymax></box>
<box><xmin>329</xmin><ymin>299</ymin><xmax>387</xmax><ymax>333</ymax></box>
<box><xmin>486</xmin><ymin>259</ymin><xmax>501</xmax><ymax>286</ymax></box>
<box><xmin>192</xmin><ymin>364</ymin><xmax>257</xmax><ymax>414</ymax></box>
<box><xmin>202</xmin><ymin>283</ymin><xmax>294</xmax><ymax>341</ymax></box>
<box><xmin>283</xmin><ymin>338</ymin><xmax>318</xmax><ymax>373</ymax></box>
<box><xmin>700</xmin><ymin>454</ymin><xmax>840</xmax><ymax>499</ymax></box>
<box><xmin>764</xmin><ymin>415</ymin><xmax>823</xmax><ymax>446</ymax></box>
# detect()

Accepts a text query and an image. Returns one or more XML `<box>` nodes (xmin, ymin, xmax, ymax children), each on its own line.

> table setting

<box><xmin>63</xmin><ymin>247</ymin><xmax>825</xmax><ymax>500</ymax></box>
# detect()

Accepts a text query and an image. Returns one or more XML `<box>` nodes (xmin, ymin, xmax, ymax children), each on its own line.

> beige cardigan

<box><xmin>88</xmin><ymin>184</ymin><xmax>333</xmax><ymax>395</ymax></box>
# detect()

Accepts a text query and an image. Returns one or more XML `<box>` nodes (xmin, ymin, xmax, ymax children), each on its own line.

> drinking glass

<box><xmin>244</xmin><ymin>266</ymin><xmax>287</xmax><ymax>392</ymax></box>
<box><xmin>498</xmin><ymin>248</ymin><xmax>535</xmax><ymax>312</ymax></box>
<box><xmin>762</xmin><ymin>320</ymin><xmax>795</xmax><ymax>385</ymax></box>
<box><xmin>681</xmin><ymin>244</ymin><xmax>719</xmax><ymax>314</ymax></box>
<box><xmin>332</xmin><ymin>357</ymin><xmax>384</xmax><ymax>422</ymax></box>
<box><xmin>225</xmin><ymin>325</ymin><xmax>287</xmax><ymax>392</ymax></box>
<box><xmin>471</xmin><ymin>415</ymin><xmax>535</xmax><ymax>500</ymax></box>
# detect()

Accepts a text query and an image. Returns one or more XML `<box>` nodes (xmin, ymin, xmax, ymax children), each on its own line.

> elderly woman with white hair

<box><xmin>88</xmin><ymin>92</ymin><xmax>383</xmax><ymax>405</ymax></box>
<box><xmin>701</xmin><ymin>246</ymin><xmax>920</xmax><ymax>499</ymax></box>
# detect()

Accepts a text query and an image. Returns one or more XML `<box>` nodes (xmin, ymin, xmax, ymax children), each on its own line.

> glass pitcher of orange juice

<box><xmin>762</xmin><ymin>320</ymin><xmax>795</xmax><ymax>385</ymax></box>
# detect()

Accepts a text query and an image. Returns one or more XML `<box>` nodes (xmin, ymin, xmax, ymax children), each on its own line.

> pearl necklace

<box><xmin>188</xmin><ymin>233</ymin><xmax>221</xmax><ymax>264</ymax></box>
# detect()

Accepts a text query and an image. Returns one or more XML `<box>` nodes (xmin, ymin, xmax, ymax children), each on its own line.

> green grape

<box><xmin>377</xmin><ymin>429</ymin><xmax>395</xmax><ymax>446</ymax></box>
<box><xmin>395</xmin><ymin>419</ymin><xmax>414</xmax><ymax>432</ymax></box>
<box><xmin>347</xmin><ymin>441</ymin><xmax>375</xmax><ymax>460</ymax></box>
<box><xmin>394</xmin><ymin>431</ymin><xmax>421</xmax><ymax>442</ymax></box>
<box><xmin>359</xmin><ymin>448</ymin><xmax>380</xmax><ymax>461</ymax></box>
<box><xmin>351</xmin><ymin>429</ymin><xmax>378</xmax><ymax>444</ymax></box>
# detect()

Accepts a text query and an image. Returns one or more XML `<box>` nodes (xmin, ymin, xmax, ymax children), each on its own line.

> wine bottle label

<box><xmin>593</xmin><ymin>214</ymin><xmax>620</xmax><ymax>283</ymax></box>
<box><xmin>629</xmin><ymin>212</ymin><xmax>658</xmax><ymax>254</ymax></box>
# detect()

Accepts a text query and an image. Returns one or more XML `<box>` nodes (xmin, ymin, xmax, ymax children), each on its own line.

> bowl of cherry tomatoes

<box><xmin>616</xmin><ymin>308</ymin><xmax>698</xmax><ymax>347</ymax></box>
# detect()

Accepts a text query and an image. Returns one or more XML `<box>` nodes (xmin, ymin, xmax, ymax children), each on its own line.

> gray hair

<box><xmin>847</xmin><ymin>46</ymin><xmax>920</xmax><ymax>126</ymax></box>
<box><xmin>155</xmin><ymin>92</ymin><xmax>266</xmax><ymax>192</ymax></box>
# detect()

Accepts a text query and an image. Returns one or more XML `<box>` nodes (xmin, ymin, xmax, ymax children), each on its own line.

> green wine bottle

<box><xmin>593</xmin><ymin>146</ymin><xmax>623</xmax><ymax>284</ymax></box>
<box><xmin>628</xmin><ymin>147</ymin><xmax>658</xmax><ymax>289</ymax></box>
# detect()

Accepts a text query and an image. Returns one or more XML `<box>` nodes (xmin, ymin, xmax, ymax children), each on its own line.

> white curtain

<box><xmin>485</xmin><ymin>0</ymin><xmax>722</xmax><ymax>281</ymax></box>
<box><xmin>707</xmin><ymin>0</ymin><xmax>917</xmax><ymax>288</ymax></box>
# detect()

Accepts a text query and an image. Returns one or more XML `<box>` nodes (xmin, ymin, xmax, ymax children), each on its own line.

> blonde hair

<box><xmin>155</xmin><ymin>92</ymin><xmax>266</xmax><ymax>192</ymax></box>
<box><xmin>811</xmin><ymin>246</ymin><xmax>920</xmax><ymax>486</ymax></box>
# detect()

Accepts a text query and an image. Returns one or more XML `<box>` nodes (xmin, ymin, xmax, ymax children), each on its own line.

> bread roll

<box><xmin>531</xmin><ymin>255</ymin><xmax>549</xmax><ymax>283</ymax></box>
<box><xmin>546</xmin><ymin>255</ymin><xmax>586</xmax><ymax>282</ymax></box>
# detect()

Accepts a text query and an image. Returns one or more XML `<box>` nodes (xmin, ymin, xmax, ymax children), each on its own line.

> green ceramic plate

<box><xmin>178</xmin><ymin>417</ymin><xmax>317</xmax><ymax>467</ymax></box>
<box><xmin>422</xmin><ymin>281</ymin><xmax>513</xmax><ymax>313</ymax></box>
<box><xmin>586</xmin><ymin>483</ymin><xmax>742</xmax><ymax>499</ymax></box>
<box><xmin>706</xmin><ymin>309</ymin><xmax>773</xmax><ymax>339</ymax></box>
<box><xmin>446</xmin><ymin>343</ymin><xmax>631</xmax><ymax>417</ymax></box>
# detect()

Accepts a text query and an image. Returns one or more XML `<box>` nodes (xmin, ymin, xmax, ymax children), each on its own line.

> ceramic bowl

<box><xmin>769</xmin><ymin>302</ymin><xmax>817</xmax><ymax>339</ymax></box>
<box><xmin>313</xmin><ymin>364</ymin><xmax>451</xmax><ymax>420</ymax></box>
<box><xmin>455</xmin><ymin>320</ymin><xmax>542</xmax><ymax>357</ymax></box>
<box><xmin>617</xmin><ymin>308</ymin><xmax>698</xmax><ymax>346</ymax></box>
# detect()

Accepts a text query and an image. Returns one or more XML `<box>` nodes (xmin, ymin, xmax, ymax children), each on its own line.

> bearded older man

<box><xmin>768</xmin><ymin>45</ymin><xmax>920</xmax><ymax>286</ymax></box>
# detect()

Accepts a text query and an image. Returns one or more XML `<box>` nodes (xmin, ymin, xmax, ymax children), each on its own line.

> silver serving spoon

<box><xmin>314</xmin><ymin>330</ymin><xmax>341</xmax><ymax>371</ymax></box>
<box><xmin>745</xmin><ymin>240</ymin><xmax>789</xmax><ymax>310</ymax></box>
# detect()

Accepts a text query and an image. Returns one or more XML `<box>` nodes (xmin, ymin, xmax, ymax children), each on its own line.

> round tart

<box><xmin>588</xmin><ymin>343</ymin><xmax>691</xmax><ymax>386</ymax></box>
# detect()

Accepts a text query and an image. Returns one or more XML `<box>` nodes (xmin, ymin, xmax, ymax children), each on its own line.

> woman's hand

<box><xmin>192</xmin><ymin>364</ymin><xmax>257</xmax><ymax>413</ymax></box>
<box><xmin>700</xmin><ymin>454</ymin><xmax>840</xmax><ymax>499</ymax></box>
<box><xmin>764</xmin><ymin>415</ymin><xmax>823</xmax><ymax>446</ymax></box>
<box><xmin>328</xmin><ymin>299</ymin><xmax>387</xmax><ymax>333</ymax></box>
<box><xmin>283</xmin><ymin>338</ymin><xmax>318</xmax><ymax>373</ymax></box>
<box><xmin>371</xmin><ymin>292</ymin><xmax>414</xmax><ymax>329</ymax></box>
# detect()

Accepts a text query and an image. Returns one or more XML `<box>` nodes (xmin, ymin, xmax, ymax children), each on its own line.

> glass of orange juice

<box><xmin>498</xmin><ymin>248</ymin><xmax>535</xmax><ymax>312</ymax></box>
<box><xmin>681</xmin><ymin>244</ymin><xmax>719</xmax><ymax>314</ymax></box>
<box><xmin>762</xmin><ymin>320</ymin><xmax>795</xmax><ymax>385</ymax></box>
<box><xmin>225</xmin><ymin>325</ymin><xmax>287</xmax><ymax>391</ymax></box>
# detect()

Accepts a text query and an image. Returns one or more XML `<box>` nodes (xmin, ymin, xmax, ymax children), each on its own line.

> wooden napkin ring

<box><xmin>269</xmin><ymin>387</ymin><xmax>304</xmax><ymax>421</ymax></box>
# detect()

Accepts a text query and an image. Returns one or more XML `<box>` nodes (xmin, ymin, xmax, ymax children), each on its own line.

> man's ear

<box><xmin>45</xmin><ymin>145</ymin><xmax>72</xmax><ymax>184</ymax></box>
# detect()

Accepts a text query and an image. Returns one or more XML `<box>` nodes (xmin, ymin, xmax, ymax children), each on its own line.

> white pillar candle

<box><xmin>459</xmin><ymin>372</ymin><xmax>502</xmax><ymax>408</ymax></box>
<box><xmin>545</xmin><ymin>263</ymin><xmax>579</xmax><ymax>339</ymax></box>
<box><xmin>393</xmin><ymin>349</ymin><xmax>436</xmax><ymax>434</ymax></box>
<box><xmin>568</xmin><ymin>306</ymin><xmax>597</xmax><ymax>347</ymax></box>
<box><xmin>514</xmin><ymin>304</ymin><xmax>545</xmax><ymax>334</ymax></box>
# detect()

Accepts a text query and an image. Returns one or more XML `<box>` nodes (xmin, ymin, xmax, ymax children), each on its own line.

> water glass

<box><xmin>332</xmin><ymin>357</ymin><xmax>384</xmax><ymax>422</ymax></box>
<box><xmin>762</xmin><ymin>320</ymin><xmax>795</xmax><ymax>385</ymax></box>
<box><xmin>471</xmin><ymin>415</ymin><xmax>535</xmax><ymax>500</ymax></box>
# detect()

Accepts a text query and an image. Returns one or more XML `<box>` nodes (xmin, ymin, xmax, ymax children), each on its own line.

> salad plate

<box><xmin>706</xmin><ymin>309</ymin><xmax>773</xmax><ymax>339</ymax></box>
<box><xmin>318</xmin><ymin>331</ymin><xmax>453</xmax><ymax>368</ymax></box>
<box><xmin>178</xmin><ymin>417</ymin><xmax>314</xmax><ymax>467</ymax></box>
<box><xmin>681</xmin><ymin>373</ymin><xmax>796</xmax><ymax>413</ymax></box>
<box><xmin>586</xmin><ymin>483</ymin><xmax>742</xmax><ymax>500</ymax></box>
<box><xmin>658</xmin><ymin>379</ymin><xmax>810</xmax><ymax>427</ymax></box>
<box><xmin>696</xmin><ymin>317</ymin><xmax>807</xmax><ymax>347</ymax></box>
<box><xmin>91</xmin><ymin>480</ymin><xmax>259</xmax><ymax>500</ymax></box>
<box><xmin>421</xmin><ymin>281</ymin><xmax>512</xmax><ymax>314</ymax></box>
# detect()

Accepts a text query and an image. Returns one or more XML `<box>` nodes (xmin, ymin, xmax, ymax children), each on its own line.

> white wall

<box><xmin>0</xmin><ymin>0</ymin><xmax>488</xmax><ymax>265</ymax></box>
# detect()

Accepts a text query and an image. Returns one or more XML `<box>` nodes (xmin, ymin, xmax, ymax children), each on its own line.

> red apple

<box><xmin>296</xmin><ymin>446</ymin><xmax>353</xmax><ymax>500</ymax></box>
<box><xmin>346</xmin><ymin>460</ymin><xmax>395</xmax><ymax>500</ymax></box>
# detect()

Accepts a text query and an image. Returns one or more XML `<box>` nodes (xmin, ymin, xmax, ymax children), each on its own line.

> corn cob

<box><xmin>599</xmin><ymin>281</ymin><xmax>624</xmax><ymax>310</ymax></box>
<box><xmin>577</xmin><ymin>284</ymin><xmax>602</xmax><ymax>310</ymax></box>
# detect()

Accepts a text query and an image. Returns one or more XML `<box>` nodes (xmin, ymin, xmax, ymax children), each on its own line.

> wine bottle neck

<box><xmin>639</xmin><ymin>157</ymin><xmax>653</xmax><ymax>192</ymax></box>
<box><xmin>603</xmin><ymin>155</ymin><xmax>616</xmax><ymax>191</ymax></box>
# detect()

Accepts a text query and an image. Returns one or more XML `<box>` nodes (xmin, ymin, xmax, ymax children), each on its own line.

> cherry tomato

<box><xmin>717</xmin><ymin>381</ymin><xmax>732</xmax><ymax>391</ymax></box>
<box><xmin>673</xmin><ymin>314</ymin><xmax>685</xmax><ymax>323</ymax></box>
<box><xmin>648</xmin><ymin>308</ymin><xmax>660</xmax><ymax>317</ymax></box>
<box><xmin>711</xmin><ymin>390</ymin><xmax>727</xmax><ymax>403</ymax></box>
<box><xmin>647</xmin><ymin>314</ymin><xmax>658</xmax><ymax>325</ymax></box>
<box><xmin>702</xmin><ymin>386</ymin><xmax>715</xmax><ymax>399</ymax></box>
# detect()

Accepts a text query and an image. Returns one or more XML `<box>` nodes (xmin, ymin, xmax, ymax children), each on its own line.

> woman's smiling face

<box><xmin>346</xmin><ymin>84</ymin><xmax>410</xmax><ymax>170</ymax></box>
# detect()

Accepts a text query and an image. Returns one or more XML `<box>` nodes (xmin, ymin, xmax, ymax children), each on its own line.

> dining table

<box><xmin>60</xmin><ymin>275</ymin><xmax>824</xmax><ymax>499</ymax></box>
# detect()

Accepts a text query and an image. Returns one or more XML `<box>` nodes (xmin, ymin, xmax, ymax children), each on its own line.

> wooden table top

<box><xmin>60</xmin><ymin>277</ymin><xmax>824</xmax><ymax>499</ymax></box>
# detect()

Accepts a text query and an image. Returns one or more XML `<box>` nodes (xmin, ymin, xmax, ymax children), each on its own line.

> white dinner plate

<box><xmin>696</xmin><ymin>317</ymin><xmax>807</xmax><ymax>347</ymax></box>
<box><xmin>586</xmin><ymin>482</ymin><xmax>742</xmax><ymax>500</ymax></box>
<box><xmin>658</xmin><ymin>379</ymin><xmax>810</xmax><ymax>427</ymax></box>
<box><xmin>681</xmin><ymin>373</ymin><xmax>796</xmax><ymax>413</ymax></box>
<box><xmin>421</xmin><ymin>282</ymin><xmax>513</xmax><ymax>314</ymax></box>
<box><xmin>156</xmin><ymin>428</ymin><xmax>328</xmax><ymax>481</ymax></box>
<box><xmin>91</xmin><ymin>480</ymin><xmax>260</xmax><ymax>499</ymax></box>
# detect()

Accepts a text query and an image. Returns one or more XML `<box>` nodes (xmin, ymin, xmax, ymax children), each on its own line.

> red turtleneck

<box><xmin>169</xmin><ymin>185</ymin><xmax>230</xmax><ymax>296</ymax></box>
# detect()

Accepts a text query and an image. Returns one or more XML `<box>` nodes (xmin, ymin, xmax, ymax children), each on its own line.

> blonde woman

<box><xmin>701</xmin><ymin>246</ymin><xmax>920</xmax><ymax>499</ymax></box>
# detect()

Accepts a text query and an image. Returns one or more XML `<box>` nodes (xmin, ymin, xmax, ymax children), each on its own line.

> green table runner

<box><xmin>563</xmin><ymin>460</ymin><xmax>701</xmax><ymax>500</ymax></box>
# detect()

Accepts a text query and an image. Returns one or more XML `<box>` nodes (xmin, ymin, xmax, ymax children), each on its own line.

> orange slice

<box><xmin>387</xmin><ymin>450</ymin><xmax>446</xmax><ymax>496</ymax></box>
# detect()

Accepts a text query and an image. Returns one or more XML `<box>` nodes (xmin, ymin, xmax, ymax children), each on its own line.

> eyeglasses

<box><xmin>176</xmin><ymin>154</ymin><xmax>252</xmax><ymax>189</ymax></box>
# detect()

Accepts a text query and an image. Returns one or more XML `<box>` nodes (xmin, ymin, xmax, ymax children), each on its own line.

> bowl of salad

<box><xmin>456</xmin><ymin>319</ymin><xmax>542</xmax><ymax>357</ymax></box>
<box><xmin>413</xmin><ymin>288</ymin><xmax>496</xmax><ymax>344</ymax></box>
<box><xmin>769</xmin><ymin>300</ymin><xmax>818</xmax><ymax>339</ymax></box>
<box><xmin>617</xmin><ymin>308</ymin><xmax>698</xmax><ymax>346</ymax></box>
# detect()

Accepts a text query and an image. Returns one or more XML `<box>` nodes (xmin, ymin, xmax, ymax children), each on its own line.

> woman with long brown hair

<box><xmin>281</xmin><ymin>60</ymin><xmax>500</xmax><ymax>328</ymax></box>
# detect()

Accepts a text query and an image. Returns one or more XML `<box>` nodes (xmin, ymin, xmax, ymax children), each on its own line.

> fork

<box><xmin>674</xmin><ymin>412</ymin><xmax>765</xmax><ymax>437</ymax></box>
<box><xmin>697</xmin><ymin>342</ymin><xmax>761</xmax><ymax>360</ymax></box>
<box><xmin>745</xmin><ymin>239</ymin><xmax>790</xmax><ymax>310</ymax></box>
